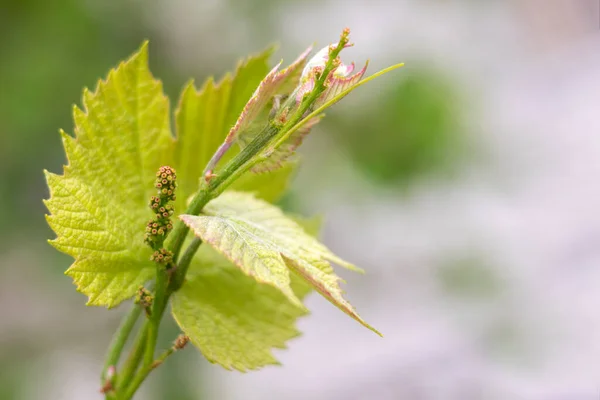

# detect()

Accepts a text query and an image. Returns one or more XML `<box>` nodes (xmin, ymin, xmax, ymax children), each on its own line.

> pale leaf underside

<box><xmin>179</xmin><ymin>191</ymin><xmax>379</xmax><ymax>336</ymax></box>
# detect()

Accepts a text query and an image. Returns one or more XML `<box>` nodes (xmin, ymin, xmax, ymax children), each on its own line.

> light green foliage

<box><xmin>174</xmin><ymin>48</ymin><xmax>295</xmax><ymax>205</ymax></box>
<box><xmin>45</xmin><ymin>36</ymin><xmax>387</xmax><ymax>380</ymax></box>
<box><xmin>45</xmin><ymin>44</ymin><xmax>294</xmax><ymax>307</ymax></box>
<box><xmin>172</xmin><ymin>246</ymin><xmax>310</xmax><ymax>371</ymax></box>
<box><xmin>44</xmin><ymin>43</ymin><xmax>173</xmax><ymax>307</ymax></box>
<box><xmin>172</xmin><ymin>217</ymin><xmax>316</xmax><ymax>370</ymax></box>
<box><xmin>223</xmin><ymin>47</ymin><xmax>311</xmax><ymax>147</ymax></box>
<box><xmin>179</xmin><ymin>191</ymin><xmax>380</xmax><ymax>335</ymax></box>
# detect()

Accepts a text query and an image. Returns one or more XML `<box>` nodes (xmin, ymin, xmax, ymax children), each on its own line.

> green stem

<box><xmin>167</xmin><ymin>31</ymin><xmax>350</xmax><ymax>264</ymax></box>
<box><xmin>121</xmin><ymin>346</ymin><xmax>176</xmax><ymax>400</ymax></box>
<box><xmin>139</xmin><ymin>131</ymin><xmax>279</xmax><ymax>373</ymax></box>
<box><xmin>160</xmin><ymin>54</ymin><xmax>347</xmax><ymax>310</ymax></box>
<box><xmin>167</xmin><ymin>123</ymin><xmax>278</xmax><ymax>264</ymax></box>
<box><xmin>115</xmin><ymin>238</ymin><xmax>197</xmax><ymax>398</ymax></box>
<box><xmin>169</xmin><ymin>237</ymin><xmax>202</xmax><ymax>293</ymax></box>
<box><xmin>144</xmin><ymin>266</ymin><xmax>168</xmax><ymax>366</ymax></box>
<box><xmin>116</xmin><ymin>322</ymin><xmax>148</xmax><ymax>391</ymax></box>
<box><xmin>168</xmin><ymin>189</ymin><xmax>211</xmax><ymax>262</ymax></box>
<box><xmin>102</xmin><ymin>304</ymin><xmax>143</xmax><ymax>386</ymax></box>
<box><xmin>110</xmin><ymin>29</ymin><xmax>387</xmax><ymax>399</ymax></box>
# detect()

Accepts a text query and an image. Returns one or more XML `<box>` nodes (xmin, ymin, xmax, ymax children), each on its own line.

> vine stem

<box><xmin>166</xmin><ymin>40</ymin><xmax>345</xmax><ymax>263</ymax></box>
<box><xmin>116</xmin><ymin>322</ymin><xmax>148</xmax><ymax>390</ymax></box>
<box><xmin>127</xmin><ymin>123</ymin><xmax>281</xmax><ymax>395</ymax></box>
<box><xmin>101</xmin><ymin>304</ymin><xmax>142</xmax><ymax>394</ymax></box>
<box><xmin>167</xmin><ymin>29</ymin><xmax>352</xmax><ymax>264</ymax></box>
<box><xmin>104</xmin><ymin>28</ymin><xmax>387</xmax><ymax>399</ymax></box>
<box><xmin>130</xmin><ymin>34</ymin><xmax>357</xmax><ymax>373</ymax></box>
<box><xmin>121</xmin><ymin>345</ymin><xmax>177</xmax><ymax>400</ymax></box>
<box><xmin>144</xmin><ymin>266</ymin><xmax>168</xmax><ymax>367</ymax></box>
<box><xmin>169</xmin><ymin>237</ymin><xmax>202</xmax><ymax>293</ymax></box>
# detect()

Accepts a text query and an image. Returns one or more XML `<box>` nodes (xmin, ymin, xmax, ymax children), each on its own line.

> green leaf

<box><xmin>223</xmin><ymin>47</ymin><xmax>312</xmax><ymax>146</ymax></box>
<box><xmin>179</xmin><ymin>191</ymin><xmax>379</xmax><ymax>336</ymax></box>
<box><xmin>171</xmin><ymin>246</ymin><xmax>309</xmax><ymax>371</ymax></box>
<box><xmin>234</xmin><ymin>48</ymin><xmax>315</xmax><ymax>174</ymax></box>
<box><xmin>287</xmin><ymin>214</ymin><xmax>323</xmax><ymax>298</ymax></box>
<box><xmin>240</xmin><ymin>116</ymin><xmax>323</xmax><ymax>174</ymax></box>
<box><xmin>44</xmin><ymin>42</ymin><xmax>173</xmax><ymax>307</ymax></box>
<box><xmin>45</xmin><ymin>44</ymin><xmax>296</xmax><ymax>307</ymax></box>
<box><xmin>174</xmin><ymin>47</ymin><xmax>294</xmax><ymax>204</ymax></box>
<box><xmin>171</xmin><ymin>215</ymin><xmax>320</xmax><ymax>371</ymax></box>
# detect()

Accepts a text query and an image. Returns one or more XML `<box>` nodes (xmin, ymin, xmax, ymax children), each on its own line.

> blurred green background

<box><xmin>2</xmin><ymin>0</ymin><xmax>599</xmax><ymax>399</ymax></box>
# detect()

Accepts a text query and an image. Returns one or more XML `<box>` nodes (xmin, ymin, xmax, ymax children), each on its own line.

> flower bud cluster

<box><xmin>151</xmin><ymin>248</ymin><xmax>173</xmax><ymax>265</ymax></box>
<box><xmin>144</xmin><ymin>166</ymin><xmax>177</xmax><ymax>248</ymax></box>
<box><xmin>173</xmin><ymin>334</ymin><xmax>190</xmax><ymax>351</ymax></box>
<box><xmin>135</xmin><ymin>286</ymin><xmax>154</xmax><ymax>313</ymax></box>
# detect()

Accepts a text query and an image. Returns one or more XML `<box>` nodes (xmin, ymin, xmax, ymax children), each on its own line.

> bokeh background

<box><xmin>2</xmin><ymin>0</ymin><xmax>600</xmax><ymax>399</ymax></box>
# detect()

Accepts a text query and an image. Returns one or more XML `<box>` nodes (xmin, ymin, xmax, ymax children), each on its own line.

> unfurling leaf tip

<box><xmin>137</xmin><ymin>40</ymin><xmax>150</xmax><ymax>59</ymax></box>
<box><xmin>345</xmin><ymin>263</ymin><xmax>366</xmax><ymax>274</ymax></box>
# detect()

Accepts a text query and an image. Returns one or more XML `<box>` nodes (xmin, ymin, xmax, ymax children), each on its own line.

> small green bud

<box><xmin>135</xmin><ymin>286</ymin><xmax>153</xmax><ymax>316</ymax></box>
<box><xmin>151</xmin><ymin>248</ymin><xmax>173</xmax><ymax>265</ymax></box>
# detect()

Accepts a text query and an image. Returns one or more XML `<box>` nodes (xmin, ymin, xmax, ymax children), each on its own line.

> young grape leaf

<box><xmin>171</xmin><ymin>245</ymin><xmax>310</xmax><ymax>371</ymax></box>
<box><xmin>172</xmin><ymin>216</ymin><xmax>319</xmax><ymax>371</ymax></box>
<box><xmin>174</xmin><ymin>48</ymin><xmax>295</xmax><ymax>205</ymax></box>
<box><xmin>179</xmin><ymin>191</ymin><xmax>380</xmax><ymax>336</ymax></box>
<box><xmin>44</xmin><ymin>43</ymin><xmax>174</xmax><ymax>307</ymax></box>
<box><xmin>286</xmin><ymin>214</ymin><xmax>323</xmax><ymax>298</ymax></box>
<box><xmin>223</xmin><ymin>47</ymin><xmax>312</xmax><ymax>146</ymax></box>
<box><xmin>239</xmin><ymin>115</ymin><xmax>323</xmax><ymax>173</ymax></box>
